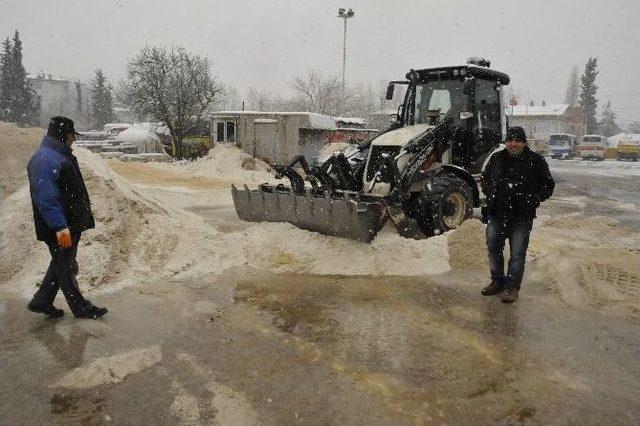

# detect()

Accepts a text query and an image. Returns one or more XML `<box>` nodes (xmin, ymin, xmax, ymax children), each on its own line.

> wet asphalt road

<box><xmin>546</xmin><ymin>159</ymin><xmax>640</xmax><ymax>228</ymax></box>
<box><xmin>1</xmin><ymin>269</ymin><xmax>639</xmax><ymax>425</ymax></box>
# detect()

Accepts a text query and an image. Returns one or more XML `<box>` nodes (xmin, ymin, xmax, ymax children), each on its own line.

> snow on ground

<box><xmin>157</xmin><ymin>143</ymin><xmax>276</xmax><ymax>184</ymax></box>
<box><xmin>0</xmin><ymin>143</ymin><xmax>450</xmax><ymax>299</ymax></box>
<box><xmin>547</xmin><ymin>158</ymin><xmax>640</xmax><ymax>177</ymax></box>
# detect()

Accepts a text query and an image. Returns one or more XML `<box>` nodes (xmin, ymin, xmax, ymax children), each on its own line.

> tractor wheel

<box><xmin>416</xmin><ymin>175</ymin><xmax>473</xmax><ymax>236</ymax></box>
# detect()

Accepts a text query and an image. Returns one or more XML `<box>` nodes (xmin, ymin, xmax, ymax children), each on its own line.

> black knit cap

<box><xmin>506</xmin><ymin>126</ymin><xmax>527</xmax><ymax>143</ymax></box>
<box><xmin>47</xmin><ymin>116</ymin><xmax>80</xmax><ymax>141</ymax></box>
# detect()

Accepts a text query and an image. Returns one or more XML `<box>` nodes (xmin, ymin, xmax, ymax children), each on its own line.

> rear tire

<box><xmin>413</xmin><ymin>175</ymin><xmax>473</xmax><ymax>236</ymax></box>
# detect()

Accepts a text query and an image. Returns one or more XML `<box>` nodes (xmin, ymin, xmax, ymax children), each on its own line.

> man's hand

<box><xmin>56</xmin><ymin>228</ymin><xmax>72</xmax><ymax>249</ymax></box>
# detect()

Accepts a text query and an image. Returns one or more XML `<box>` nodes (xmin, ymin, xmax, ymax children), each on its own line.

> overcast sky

<box><xmin>1</xmin><ymin>0</ymin><xmax>638</xmax><ymax>126</ymax></box>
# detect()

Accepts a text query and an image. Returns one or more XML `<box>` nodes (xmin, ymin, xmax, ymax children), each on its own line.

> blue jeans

<box><xmin>486</xmin><ymin>217</ymin><xmax>533</xmax><ymax>289</ymax></box>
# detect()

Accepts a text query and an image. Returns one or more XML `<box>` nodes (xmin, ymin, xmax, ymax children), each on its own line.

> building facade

<box><xmin>506</xmin><ymin>104</ymin><xmax>584</xmax><ymax>153</ymax></box>
<box><xmin>27</xmin><ymin>74</ymin><xmax>93</xmax><ymax>130</ymax></box>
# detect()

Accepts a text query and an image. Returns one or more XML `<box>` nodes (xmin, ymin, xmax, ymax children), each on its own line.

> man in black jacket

<box><xmin>480</xmin><ymin>126</ymin><xmax>555</xmax><ymax>303</ymax></box>
<box><xmin>26</xmin><ymin>116</ymin><xmax>108</xmax><ymax>319</ymax></box>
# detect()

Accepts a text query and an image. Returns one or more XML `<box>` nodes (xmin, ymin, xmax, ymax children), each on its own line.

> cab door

<box><xmin>467</xmin><ymin>79</ymin><xmax>502</xmax><ymax>174</ymax></box>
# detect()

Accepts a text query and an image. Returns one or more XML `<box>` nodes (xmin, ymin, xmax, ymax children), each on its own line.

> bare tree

<box><xmin>119</xmin><ymin>46</ymin><xmax>222</xmax><ymax>158</ymax></box>
<box><xmin>564</xmin><ymin>65</ymin><xmax>579</xmax><ymax>107</ymax></box>
<box><xmin>290</xmin><ymin>70</ymin><xmax>344</xmax><ymax>116</ymax></box>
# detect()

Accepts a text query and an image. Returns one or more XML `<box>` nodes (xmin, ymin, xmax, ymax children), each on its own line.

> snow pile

<box><xmin>115</xmin><ymin>126</ymin><xmax>164</xmax><ymax>153</ymax></box>
<box><xmin>174</xmin><ymin>143</ymin><xmax>275</xmax><ymax>183</ymax></box>
<box><xmin>53</xmin><ymin>345</ymin><xmax>162</xmax><ymax>389</ymax></box>
<box><xmin>1</xmin><ymin>144</ymin><xmax>451</xmax><ymax>296</ymax></box>
<box><xmin>548</xmin><ymin>159</ymin><xmax>640</xmax><ymax>177</ymax></box>
<box><xmin>224</xmin><ymin>221</ymin><xmax>450</xmax><ymax>276</ymax></box>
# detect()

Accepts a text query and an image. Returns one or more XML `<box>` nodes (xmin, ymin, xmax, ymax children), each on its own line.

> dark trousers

<box><xmin>486</xmin><ymin>216</ymin><xmax>533</xmax><ymax>289</ymax></box>
<box><xmin>30</xmin><ymin>233</ymin><xmax>87</xmax><ymax>313</ymax></box>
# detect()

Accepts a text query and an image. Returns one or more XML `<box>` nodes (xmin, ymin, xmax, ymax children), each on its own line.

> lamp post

<box><xmin>337</xmin><ymin>8</ymin><xmax>355</xmax><ymax>90</ymax></box>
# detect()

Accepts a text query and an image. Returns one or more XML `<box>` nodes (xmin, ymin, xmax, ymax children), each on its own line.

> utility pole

<box><xmin>337</xmin><ymin>8</ymin><xmax>355</xmax><ymax>90</ymax></box>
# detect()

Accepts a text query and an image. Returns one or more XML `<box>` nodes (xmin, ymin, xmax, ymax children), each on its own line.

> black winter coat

<box><xmin>481</xmin><ymin>146</ymin><xmax>555</xmax><ymax>220</ymax></box>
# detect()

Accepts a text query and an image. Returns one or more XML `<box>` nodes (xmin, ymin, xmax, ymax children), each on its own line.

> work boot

<box><xmin>481</xmin><ymin>280</ymin><xmax>505</xmax><ymax>296</ymax></box>
<box><xmin>27</xmin><ymin>302</ymin><xmax>64</xmax><ymax>318</ymax></box>
<box><xmin>501</xmin><ymin>286</ymin><xmax>520</xmax><ymax>303</ymax></box>
<box><xmin>74</xmin><ymin>301</ymin><xmax>108</xmax><ymax>319</ymax></box>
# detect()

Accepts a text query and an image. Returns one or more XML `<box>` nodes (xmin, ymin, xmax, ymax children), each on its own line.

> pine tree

<box><xmin>599</xmin><ymin>101</ymin><xmax>620</xmax><ymax>137</ymax></box>
<box><xmin>91</xmin><ymin>69</ymin><xmax>115</xmax><ymax>128</ymax></box>
<box><xmin>0</xmin><ymin>37</ymin><xmax>13</xmax><ymax>120</ymax></box>
<box><xmin>579</xmin><ymin>57</ymin><xmax>599</xmax><ymax>134</ymax></box>
<box><xmin>0</xmin><ymin>31</ymin><xmax>40</xmax><ymax>125</ymax></box>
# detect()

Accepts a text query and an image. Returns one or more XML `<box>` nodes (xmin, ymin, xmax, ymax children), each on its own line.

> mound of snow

<box><xmin>115</xmin><ymin>126</ymin><xmax>164</xmax><ymax>153</ymax></box>
<box><xmin>2</xmin><ymin>144</ymin><xmax>453</xmax><ymax>297</ymax></box>
<box><xmin>177</xmin><ymin>143</ymin><xmax>275</xmax><ymax>183</ymax></box>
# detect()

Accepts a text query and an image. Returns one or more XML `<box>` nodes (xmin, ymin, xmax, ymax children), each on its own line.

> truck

<box><xmin>231</xmin><ymin>58</ymin><xmax>509</xmax><ymax>242</ymax></box>
<box><xmin>549</xmin><ymin>133</ymin><xmax>577</xmax><ymax>159</ymax></box>
<box><xmin>617</xmin><ymin>138</ymin><xmax>640</xmax><ymax>161</ymax></box>
<box><xmin>579</xmin><ymin>135</ymin><xmax>606</xmax><ymax>161</ymax></box>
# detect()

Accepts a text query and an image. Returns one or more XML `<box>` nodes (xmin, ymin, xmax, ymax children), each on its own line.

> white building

<box><xmin>506</xmin><ymin>104</ymin><xmax>584</xmax><ymax>152</ymax></box>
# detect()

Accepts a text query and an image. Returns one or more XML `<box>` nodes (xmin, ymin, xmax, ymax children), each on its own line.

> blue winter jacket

<box><xmin>27</xmin><ymin>136</ymin><xmax>95</xmax><ymax>241</ymax></box>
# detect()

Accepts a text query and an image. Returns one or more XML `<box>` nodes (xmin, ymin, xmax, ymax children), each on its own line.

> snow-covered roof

<box><xmin>211</xmin><ymin>111</ymin><xmax>336</xmax><ymax>130</ymax></box>
<box><xmin>506</xmin><ymin>104</ymin><xmax>569</xmax><ymax>116</ymax></box>
<box><xmin>608</xmin><ymin>133</ymin><xmax>640</xmax><ymax>147</ymax></box>
<box><xmin>307</xmin><ymin>113</ymin><xmax>336</xmax><ymax>130</ymax></box>
<box><xmin>334</xmin><ymin>116</ymin><xmax>365</xmax><ymax>125</ymax></box>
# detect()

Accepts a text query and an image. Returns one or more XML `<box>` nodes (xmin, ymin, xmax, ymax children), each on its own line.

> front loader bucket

<box><xmin>231</xmin><ymin>185</ymin><xmax>387</xmax><ymax>243</ymax></box>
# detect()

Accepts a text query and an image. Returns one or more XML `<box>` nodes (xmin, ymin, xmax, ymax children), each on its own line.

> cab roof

<box><xmin>409</xmin><ymin>65</ymin><xmax>510</xmax><ymax>85</ymax></box>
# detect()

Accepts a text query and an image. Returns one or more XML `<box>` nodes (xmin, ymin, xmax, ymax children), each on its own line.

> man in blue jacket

<box><xmin>480</xmin><ymin>126</ymin><xmax>555</xmax><ymax>303</ymax></box>
<box><xmin>26</xmin><ymin>116</ymin><xmax>108</xmax><ymax>319</ymax></box>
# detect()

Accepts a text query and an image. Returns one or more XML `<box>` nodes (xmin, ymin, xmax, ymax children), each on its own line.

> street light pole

<box><xmin>337</xmin><ymin>8</ymin><xmax>355</xmax><ymax>90</ymax></box>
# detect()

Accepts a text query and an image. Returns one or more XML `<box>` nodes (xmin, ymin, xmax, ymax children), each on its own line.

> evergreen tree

<box><xmin>0</xmin><ymin>31</ymin><xmax>40</xmax><ymax>125</ymax></box>
<box><xmin>579</xmin><ymin>57</ymin><xmax>599</xmax><ymax>134</ymax></box>
<box><xmin>0</xmin><ymin>37</ymin><xmax>12</xmax><ymax>120</ymax></box>
<box><xmin>91</xmin><ymin>69</ymin><xmax>115</xmax><ymax>128</ymax></box>
<box><xmin>598</xmin><ymin>101</ymin><xmax>621</xmax><ymax>137</ymax></box>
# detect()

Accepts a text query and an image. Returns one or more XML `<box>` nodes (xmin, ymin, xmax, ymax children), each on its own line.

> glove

<box><xmin>56</xmin><ymin>228</ymin><xmax>72</xmax><ymax>249</ymax></box>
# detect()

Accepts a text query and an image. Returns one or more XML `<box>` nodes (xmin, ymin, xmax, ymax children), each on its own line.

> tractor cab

<box><xmin>386</xmin><ymin>60</ymin><xmax>509</xmax><ymax>174</ymax></box>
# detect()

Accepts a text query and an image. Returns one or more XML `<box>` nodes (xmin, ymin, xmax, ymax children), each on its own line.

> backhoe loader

<box><xmin>232</xmin><ymin>58</ymin><xmax>510</xmax><ymax>242</ymax></box>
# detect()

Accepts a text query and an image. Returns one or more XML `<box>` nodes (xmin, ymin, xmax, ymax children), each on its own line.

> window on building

<box><xmin>215</xmin><ymin>120</ymin><xmax>237</xmax><ymax>143</ymax></box>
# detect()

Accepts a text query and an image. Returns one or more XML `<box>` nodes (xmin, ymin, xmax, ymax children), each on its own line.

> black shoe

<box><xmin>481</xmin><ymin>280</ymin><xmax>505</xmax><ymax>296</ymax></box>
<box><xmin>501</xmin><ymin>287</ymin><xmax>520</xmax><ymax>303</ymax></box>
<box><xmin>27</xmin><ymin>302</ymin><xmax>64</xmax><ymax>318</ymax></box>
<box><xmin>74</xmin><ymin>302</ymin><xmax>108</xmax><ymax>319</ymax></box>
